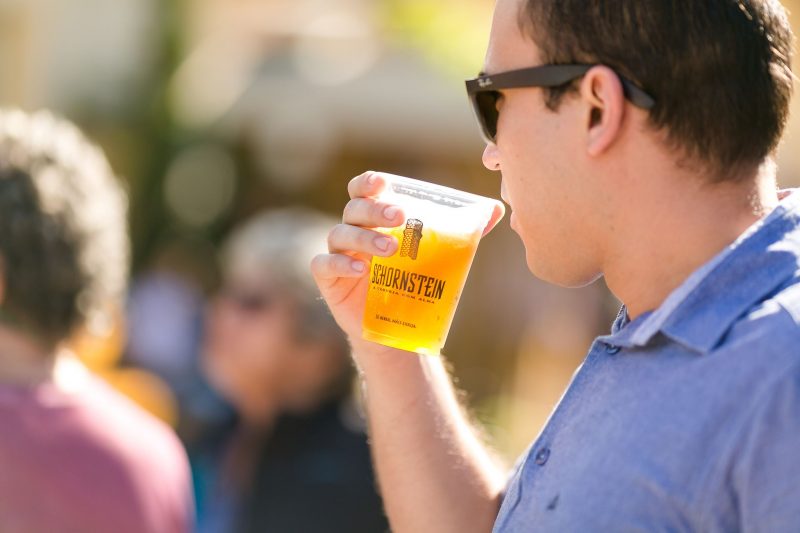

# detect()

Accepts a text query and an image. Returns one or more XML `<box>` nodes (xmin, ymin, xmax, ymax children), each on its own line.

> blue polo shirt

<box><xmin>494</xmin><ymin>190</ymin><xmax>800</xmax><ymax>532</ymax></box>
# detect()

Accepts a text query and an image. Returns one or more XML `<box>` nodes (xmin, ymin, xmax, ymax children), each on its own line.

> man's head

<box><xmin>479</xmin><ymin>0</ymin><xmax>793</xmax><ymax>286</ymax></box>
<box><xmin>0</xmin><ymin>109</ymin><xmax>129</xmax><ymax>350</ymax></box>
<box><xmin>203</xmin><ymin>208</ymin><xmax>351</xmax><ymax>421</ymax></box>
<box><xmin>518</xmin><ymin>0</ymin><xmax>794</xmax><ymax>175</ymax></box>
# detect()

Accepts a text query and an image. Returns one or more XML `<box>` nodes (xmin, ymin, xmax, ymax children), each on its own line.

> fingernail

<box><xmin>383</xmin><ymin>206</ymin><xmax>398</xmax><ymax>220</ymax></box>
<box><xmin>367</xmin><ymin>172</ymin><xmax>377</xmax><ymax>185</ymax></box>
<box><xmin>352</xmin><ymin>261</ymin><xmax>366</xmax><ymax>273</ymax></box>
<box><xmin>374</xmin><ymin>236</ymin><xmax>392</xmax><ymax>252</ymax></box>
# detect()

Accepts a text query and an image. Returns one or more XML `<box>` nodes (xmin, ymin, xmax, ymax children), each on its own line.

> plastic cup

<box><xmin>361</xmin><ymin>174</ymin><xmax>497</xmax><ymax>355</ymax></box>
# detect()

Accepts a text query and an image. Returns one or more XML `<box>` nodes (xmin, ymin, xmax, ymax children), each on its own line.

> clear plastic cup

<box><xmin>362</xmin><ymin>174</ymin><xmax>497</xmax><ymax>355</ymax></box>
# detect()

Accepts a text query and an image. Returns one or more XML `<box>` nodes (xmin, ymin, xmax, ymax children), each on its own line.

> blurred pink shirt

<box><xmin>0</xmin><ymin>372</ymin><xmax>193</xmax><ymax>533</ymax></box>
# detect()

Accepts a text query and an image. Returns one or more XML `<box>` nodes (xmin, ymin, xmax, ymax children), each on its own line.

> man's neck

<box><xmin>603</xmin><ymin>159</ymin><xmax>779</xmax><ymax>321</ymax></box>
<box><xmin>0</xmin><ymin>325</ymin><xmax>55</xmax><ymax>386</ymax></box>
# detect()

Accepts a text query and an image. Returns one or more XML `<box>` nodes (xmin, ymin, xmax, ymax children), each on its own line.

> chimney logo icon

<box><xmin>399</xmin><ymin>219</ymin><xmax>424</xmax><ymax>260</ymax></box>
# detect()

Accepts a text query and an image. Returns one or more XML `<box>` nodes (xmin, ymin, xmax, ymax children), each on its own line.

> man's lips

<box><xmin>500</xmin><ymin>184</ymin><xmax>510</xmax><ymax>205</ymax></box>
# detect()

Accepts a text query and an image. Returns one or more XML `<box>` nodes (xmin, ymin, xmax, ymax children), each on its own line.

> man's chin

<box><xmin>525</xmin><ymin>254</ymin><xmax>603</xmax><ymax>288</ymax></box>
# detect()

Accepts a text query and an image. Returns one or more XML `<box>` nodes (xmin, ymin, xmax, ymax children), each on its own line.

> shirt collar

<box><xmin>600</xmin><ymin>189</ymin><xmax>800</xmax><ymax>354</ymax></box>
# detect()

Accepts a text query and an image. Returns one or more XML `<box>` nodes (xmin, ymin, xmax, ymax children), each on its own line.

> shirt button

<box><xmin>534</xmin><ymin>447</ymin><xmax>550</xmax><ymax>466</ymax></box>
<box><xmin>605</xmin><ymin>343</ymin><xmax>621</xmax><ymax>355</ymax></box>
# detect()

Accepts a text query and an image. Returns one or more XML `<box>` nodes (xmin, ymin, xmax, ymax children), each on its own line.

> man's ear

<box><xmin>579</xmin><ymin>65</ymin><xmax>626</xmax><ymax>157</ymax></box>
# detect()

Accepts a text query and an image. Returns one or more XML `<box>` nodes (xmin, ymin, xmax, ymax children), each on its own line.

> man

<box><xmin>0</xmin><ymin>109</ymin><xmax>193</xmax><ymax>532</ymax></box>
<box><xmin>312</xmin><ymin>0</ymin><xmax>800</xmax><ymax>531</ymax></box>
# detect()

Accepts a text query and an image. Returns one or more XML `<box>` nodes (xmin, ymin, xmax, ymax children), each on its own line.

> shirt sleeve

<box><xmin>734</xmin><ymin>362</ymin><xmax>800</xmax><ymax>533</ymax></box>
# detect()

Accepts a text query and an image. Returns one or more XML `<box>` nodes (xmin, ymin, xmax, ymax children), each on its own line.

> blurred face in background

<box><xmin>203</xmin><ymin>265</ymin><xmax>344</xmax><ymax>425</ymax></box>
<box><xmin>203</xmin><ymin>267</ymin><xmax>298</xmax><ymax>422</ymax></box>
<box><xmin>203</xmin><ymin>208</ymin><xmax>348</xmax><ymax>426</ymax></box>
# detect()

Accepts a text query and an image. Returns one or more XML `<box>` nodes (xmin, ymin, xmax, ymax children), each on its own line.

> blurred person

<box><xmin>192</xmin><ymin>208</ymin><xmax>388</xmax><ymax>533</ymax></box>
<box><xmin>312</xmin><ymin>0</ymin><xmax>800</xmax><ymax>531</ymax></box>
<box><xmin>0</xmin><ymin>109</ymin><xmax>193</xmax><ymax>532</ymax></box>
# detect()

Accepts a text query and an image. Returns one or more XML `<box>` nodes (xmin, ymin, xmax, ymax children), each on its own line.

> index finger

<box><xmin>348</xmin><ymin>171</ymin><xmax>388</xmax><ymax>199</ymax></box>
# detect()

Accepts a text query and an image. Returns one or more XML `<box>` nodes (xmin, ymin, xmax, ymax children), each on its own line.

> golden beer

<box><xmin>361</xmin><ymin>175</ymin><xmax>496</xmax><ymax>355</ymax></box>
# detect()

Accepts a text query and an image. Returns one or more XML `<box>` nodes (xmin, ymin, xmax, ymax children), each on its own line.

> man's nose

<box><xmin>482</xmin><ymin>143</ymin><xmax>500</xmax><ymax>171</ymax></box>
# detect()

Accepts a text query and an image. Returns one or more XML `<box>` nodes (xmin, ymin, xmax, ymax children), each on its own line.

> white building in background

<box><xmin>0</xmin><ymin>0</ymin><xmax>157</xmax><ymax>112</ymax></box>
<box><xmin>0</xmin><ymin>0</ymin><xmax>486</xmax><ymax>165</ymax></box>
<box><xmin>171</xmin><ymin>0</ymin><xmax>489</xmax><ymax>193</ymax></box>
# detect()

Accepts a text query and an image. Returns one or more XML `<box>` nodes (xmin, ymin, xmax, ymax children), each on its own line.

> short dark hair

<box><xmin>519</xmin><ymin>0</ymin><xmax>794</xmax><ymax>179</ymax></box>
<box><xmin>0</xmin><ymin>110</ymin><xmax>129</xmax><ymax>348</ymax></box>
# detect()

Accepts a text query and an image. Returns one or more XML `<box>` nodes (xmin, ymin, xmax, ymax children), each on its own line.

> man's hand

<box><xmin>310</xmin><ymin>171</ymin><xmax>405</xmax><ymax>341</ymax></box>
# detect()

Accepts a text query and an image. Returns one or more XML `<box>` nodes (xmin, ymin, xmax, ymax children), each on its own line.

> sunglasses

<box><xmin>465</xmin><ymin>64</ymin><xmax>656</xmax><ymax>144</ymax></box>
<box><xmin>219</xmin><ymin>286</ymin><xmax>275</xmax><ymax>314</ymax></box>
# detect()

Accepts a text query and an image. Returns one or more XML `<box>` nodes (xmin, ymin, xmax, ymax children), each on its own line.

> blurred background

<box><xmin>3</xmin><ymin>0</ymin><xmax>800</xmax><ymax>466</ymax></box>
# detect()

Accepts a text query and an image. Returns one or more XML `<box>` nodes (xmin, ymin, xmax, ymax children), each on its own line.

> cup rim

<box><xmin>377</xmin><ymin>172</ymin><xmax>498</xmax><ymax>207</ymax></box>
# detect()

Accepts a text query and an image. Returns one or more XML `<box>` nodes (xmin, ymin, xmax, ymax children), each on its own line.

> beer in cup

<box><xmin>362</xmin><ymin>174</ymin><xmax>497</xmax><ymax>355</ymax></box>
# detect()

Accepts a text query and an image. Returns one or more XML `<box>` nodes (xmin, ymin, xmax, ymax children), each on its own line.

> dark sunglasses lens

<box><xmin>475</xmin><ymin>91</ymin><xmax>499</xmax><ymax>142</ymax></box>
<box><xmin>223</xmin><ymin>289</ymin><xmax>273</xmax><ymax>313</ymax></box>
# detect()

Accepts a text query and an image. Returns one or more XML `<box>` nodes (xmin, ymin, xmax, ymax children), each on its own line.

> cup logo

<box><xmin>400</xmin><ymin>219</ymin><xmax>424</xmax><ymax>260</ymax></box>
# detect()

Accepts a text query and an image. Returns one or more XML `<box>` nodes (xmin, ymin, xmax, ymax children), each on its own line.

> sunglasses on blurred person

<box><xmin>465</xmin><ymin>64</ymin><xmax>655</xmax><ymax>145</ymax></box>
<box><xmin>218</xmin><ymin>285</ymin><xmax>276</xmax><ymax>315</ymax></box>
